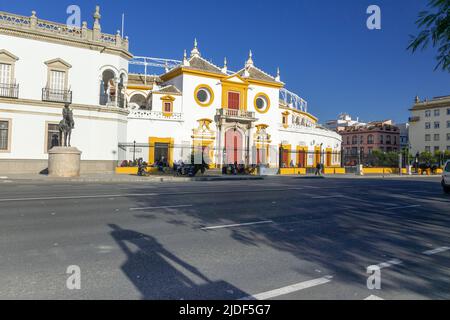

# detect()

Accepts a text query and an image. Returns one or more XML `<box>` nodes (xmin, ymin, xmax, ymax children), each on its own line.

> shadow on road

<box><xmin>108</xmin><ymin>224</ymin><xmax>248</xmax><ymax>300</ymax></box>
<box><xmin>124</xmin><ymin>178</ymin><xmax>450</xmax><ymax>299</ymax></box>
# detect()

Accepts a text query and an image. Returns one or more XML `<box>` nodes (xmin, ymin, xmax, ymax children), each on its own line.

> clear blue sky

<box><xmin>1</xmin><ymin>0</ymin><xmax>449</xmax><ymax>124</ymax></box>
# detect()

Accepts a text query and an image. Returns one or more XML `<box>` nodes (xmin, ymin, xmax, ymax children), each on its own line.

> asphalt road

<box><xmin>0</xmin><ymin>176</ymin><xmax>449</xmax><ymax>300</ymax></box>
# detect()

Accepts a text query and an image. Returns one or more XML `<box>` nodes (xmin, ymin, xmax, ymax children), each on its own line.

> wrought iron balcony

<box><xmin>216</xmin><ymin>108</ymin><xmax>257</xmax><ymax>122</ymax></box>
<box><xmin>0</xmin><ymin>83</ymin><xmax>19</xmax><ymax>99</ymax></box>
<box><xmin>408</xmin><ymin>116</ymin><xmax>420</xmax><ymax>123</ymax></box>
<box><xmin>42</xmin><ymin>88</ymin><xmax>72</xmax><ymax>104</ymax></box>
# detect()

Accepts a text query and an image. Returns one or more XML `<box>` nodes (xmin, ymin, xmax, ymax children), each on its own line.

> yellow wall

<box><xmin>115</xmin><ymin>167</ymin><xmax>159</xmax><ymax>175</ymax></box>
<box><xmin>148</xmin><ymin>137</ymin><xmax>174</xmax><ymax>166</ymax></box>
<box><xmin>221</xmin><ymin>76</ymin><xmax>249</xmax><ymax>110</ymax></box>
<box><xmin>279</xmin><ymin>168</ymin><xmax>306</xmax><ymax>175</ymax></box>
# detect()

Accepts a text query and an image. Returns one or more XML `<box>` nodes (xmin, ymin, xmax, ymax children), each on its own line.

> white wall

<box><xmin>0</xmin><ymin>102</ymin><xmax>127</xmax><ymax>160</ymax></box>
<box><xmin>0</xmin><ymin>34</ymin><xmax>129</xmax><ymax>106</ymax></box>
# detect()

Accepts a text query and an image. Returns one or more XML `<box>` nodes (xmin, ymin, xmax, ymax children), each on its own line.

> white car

<box><xmin>442</xmin><ymin>160</ymin><xmax>450</xmax><ymax>194</ymax></box>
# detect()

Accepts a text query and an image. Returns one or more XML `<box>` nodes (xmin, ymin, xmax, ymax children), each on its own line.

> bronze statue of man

<box><xmin>59</xmin><ymin>103</ymin><xmax>75</xmax><ymax>147</ymax></box>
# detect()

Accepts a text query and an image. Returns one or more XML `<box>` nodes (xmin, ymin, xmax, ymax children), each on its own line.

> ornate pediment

<box><xmin>254</xmin><ymin>124</ymin><xmax>271</xmax><ymax>144</ymax></box>
<box><xmin>222</xmin><ymin>73</ymin><xmax>249</xmax><ymax>86</ymax></box>
<box><xmin>44</xmin><ymin>58</ymin><xmax>72</xmax><ymax>69</ymax></box>
<box><xmin>192</xmin><ymin>118</ymin><xmax>215</xmax><ymax>140</ymax></box>
<box><xmin>0</xmin><ymin>49</ymin><xmax>19</xmax><ymax>62</ymax></box>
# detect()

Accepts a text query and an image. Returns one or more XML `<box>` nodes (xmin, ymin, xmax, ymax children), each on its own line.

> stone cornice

<box><xmin>0</xmin><ymin>10</ymin><xmax>133</xmax><ymax>60</ymax></box>
<box><xmin>411</xmin><ymin>97</ymin><xmax>450</xmax><ymax>111</ymax></box>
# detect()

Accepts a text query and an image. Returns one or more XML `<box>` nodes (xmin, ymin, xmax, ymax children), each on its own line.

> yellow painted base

<box><xmin>323</xmin><ymin>167</ymin><xmax>346</xmax><ymax>175</ymax></box>
<box><xmin>279</xmin><ymin>168</ymin><xmax>307</xmax><ymax>175</ymax></box>
<box><xmin>115</xmin><ymin>167</ymin><xmax>159</xmax><ymax>175</ymax></box>
<box><xmin>363</xmin><ymin>168</ymin><xmax>415</xmax><ymax>175</ymax></box>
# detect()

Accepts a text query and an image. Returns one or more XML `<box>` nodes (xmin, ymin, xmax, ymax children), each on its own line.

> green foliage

<box><xmin>369</xmin><ymin>150</ymin><xmax>400</xmax><ymax>167</ymax></box>
<box><xmin>407</xmin><ymin>0</ymin><xmax>450</xmax><ymax>72</ymax></box>
<box><xmin>419</xmin><ymin>151</ymin><xmax>434</xmax><ymax>163</ymax></box>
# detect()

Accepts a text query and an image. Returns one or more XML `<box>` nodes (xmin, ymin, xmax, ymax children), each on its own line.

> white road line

<box><xmin>364</xmin><ymin>295</ymin><xmax>384</xmax><ymax>300</ymax></box>
<box><xmin>385</xmin><ymin>205</ymin><xmax>421</xmax><ymax>210</ymax></box>
<box><xmin>311</xmin><ymin>195</ymin><xmax>344</xmax><ymax>199</ymax></box>
<box><xmin>239</xmin><ymin>276</ymin><xmax>333</xmax><ymax>300</ymax></box>
<box><xmin>201</xmin><ymin>220</ymin><xmax>274</xmax><ymax>231</ymax></box>
<box><xmin>423</xmin><ymin>246</ymin><xmax>450</xmax><ymax>256</ymax></box>
<box><xmin>376</xmin><ymin>259</ymin><xmax>402</xmax><ymax>269</ymax></box>
<box><xmin>130</xmin><ymin>205</ymin><xmax>193</xmax><ymax>211</ymax></box>
<box><xmin>0</xmin><ymin>193</ymin><xmax>159</xmax><ymax>203</ymax></box>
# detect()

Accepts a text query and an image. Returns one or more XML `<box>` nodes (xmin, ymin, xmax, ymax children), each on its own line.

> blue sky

<box><xmin>1</xmin><ymin>0</ymin><xmax>449</xmax><ymax>124</ymax></box>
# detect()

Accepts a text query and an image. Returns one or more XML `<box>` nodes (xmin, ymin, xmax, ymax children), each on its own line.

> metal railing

<box><xmin>42</xmin><ymin>88</ymin><xmax>72</xmax><ymax>104</ymax></box>
<box><xmin>0</xmin><ymin>83</ymin><xmax>19</xmax><ymax>98</ymax></box>
<box><xmin>280</xmin><ymin>88</ymin><xmax>308</xmax><ymax>113</ymax></box>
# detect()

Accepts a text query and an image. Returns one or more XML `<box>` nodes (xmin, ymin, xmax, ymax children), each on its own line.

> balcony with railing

<box><xmin>42</xmin><ymin>88</ymin><xmax>72</xmax><ymax>104</ymax></box>
<box><xmin>216</xmin><ymin>108</ymin><xmax>257</xmax><ymax>122</ymax></box>
<box><xmin>128</xmin><ymin>110</ymin><xmax>184</xmax><ymax>122</ymax></box>
<box><xmin>408</xmin><ymin>116</ymin><xmax>420</xmax><ymax>123</ymax></box>
<box><xmin>0</xmin><ymin>83</ymin><xmax>19</xmax><ymax>99</ymax></box>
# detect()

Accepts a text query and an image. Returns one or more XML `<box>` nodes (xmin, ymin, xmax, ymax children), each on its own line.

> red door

<box><xmin>282</xmin><ymin>149</ymin><xmax>289</xmax><ymax>167</ymax></box>
<box><xmin>225</xmin><ymin>129</ymin><xmax>243</xmax><ymax>164</ymax></box>
<box><xmin>228</xmin><ymin>92</ymin><xmax>240</xmax><ymax>110</ymax></box>
<box><xmin>297</xmin><ymin>150</ymin><xmax>306</xmax><ymax>168</ymax></box>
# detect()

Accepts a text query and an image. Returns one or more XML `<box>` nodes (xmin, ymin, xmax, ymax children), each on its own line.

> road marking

<box><xmin>201</xmin><ymin>220</ymin><xmax>274</xmax><ymax>231</ymax></box>
<box><xmin>239</xmin><ymin>276</ymin><xmax>333</xmax><ymax>300</ymax></box>
<box><xmin>130</xmin><ymin>204</ymin><xmax>193</xmax><ymax>211</ymax></box>
<box><xmin>364</xmin><ymin>295</ymin><xmax>384</xmax><ymax>300</ymax></box>
<box><xmin>311</xmin><ymin>195</ymin><xmax>344</xmax><ymax>199</ymax></box>
<box><xmin>0</xmin><ymin>193</ymin><xmax>159</xmax><ymax>203</ymax></box>
<box><xmin>376</xmin><ymin>259</ymin><xmax>402</xmax><ymax>269</ymax></box>
<box><xmin>423</xmin><ymin>246</ymin><xmax>450</xmax><ymax>256</ymax></box>
<box><xmin>385</xmin><ymin>205</ymin><xmax>421</xmax><ymax>210</ymax></box>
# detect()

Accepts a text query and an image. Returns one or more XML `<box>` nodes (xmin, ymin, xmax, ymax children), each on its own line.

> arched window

<box><xmin>129</xmin><ymin>94</ymin><xmax>148</xmax><ymax>110</ymax></box>
<box><xmin>99</xmin><ymin>69</ymin><xmax>116</xmax><ymax>106</ymax></box>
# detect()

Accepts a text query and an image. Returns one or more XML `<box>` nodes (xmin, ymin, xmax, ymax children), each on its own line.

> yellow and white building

<box><xmin>0</xmin><ymin>7</ymin><xmax>341</xmax><ymax>174</ymax></box>
<box><xmin>124</xmin><ymin>41</ymin><xmax>342</xmax><ymax>169</ymax></box>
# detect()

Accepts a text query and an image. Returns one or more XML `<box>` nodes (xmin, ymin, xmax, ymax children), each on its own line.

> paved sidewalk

<box><xmin>0</xmin><ymin>173</ymin><xmax>264</xmax><ymax>183</ymax></box>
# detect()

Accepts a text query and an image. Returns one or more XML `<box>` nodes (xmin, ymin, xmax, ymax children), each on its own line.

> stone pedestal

<box><xmin>48</xmin><ymin>147</ymin><xmax>82</xmax><ymax>177</ymax></box>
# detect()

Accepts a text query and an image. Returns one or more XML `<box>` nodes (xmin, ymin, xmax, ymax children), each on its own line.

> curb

<box><xmin>0</xmin><ymin>175</ymin><xmax>264</xmax><ymax>183</ymax></box>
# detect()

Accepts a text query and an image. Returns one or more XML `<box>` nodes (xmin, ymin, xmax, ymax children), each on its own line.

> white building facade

<box><xmin>0</xmin><ymin>8</ymin><xmax>341</xmax><ymax>174</ymax></box>
<box><xmin>409</xmin><ymin>95</ymin><xmax>450</xmax><ymax>155</ymax></box>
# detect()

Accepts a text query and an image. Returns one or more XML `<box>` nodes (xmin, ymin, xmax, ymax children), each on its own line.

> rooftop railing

<box><xmin>0</xmin><ymin>10</ymin><xmax>129</xmax><ymax>51</ymax></box>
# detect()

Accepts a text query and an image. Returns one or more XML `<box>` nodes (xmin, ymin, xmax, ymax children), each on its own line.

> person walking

<box><xmin>315</xmin><ymin>163</ymin><xmax>321</xmax><ymax>176</ymax></box>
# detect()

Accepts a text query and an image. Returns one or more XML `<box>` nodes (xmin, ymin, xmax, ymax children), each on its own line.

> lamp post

<box><xmin>133</xmin><ymin>140</ymin><xmax>136</xmax><ymax>162</ymax></box>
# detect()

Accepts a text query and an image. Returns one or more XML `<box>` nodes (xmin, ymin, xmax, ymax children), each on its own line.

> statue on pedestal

<box><xmin>59</xmin><ymin>103</ymin><xmax>75</xmax><ymax>147</ymax></box>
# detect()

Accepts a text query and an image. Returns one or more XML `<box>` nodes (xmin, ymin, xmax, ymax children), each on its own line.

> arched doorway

<box><xmin>225</xmin><ymin>129</ymin><xmax>243</xmax><ymax>165</ymax></box>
